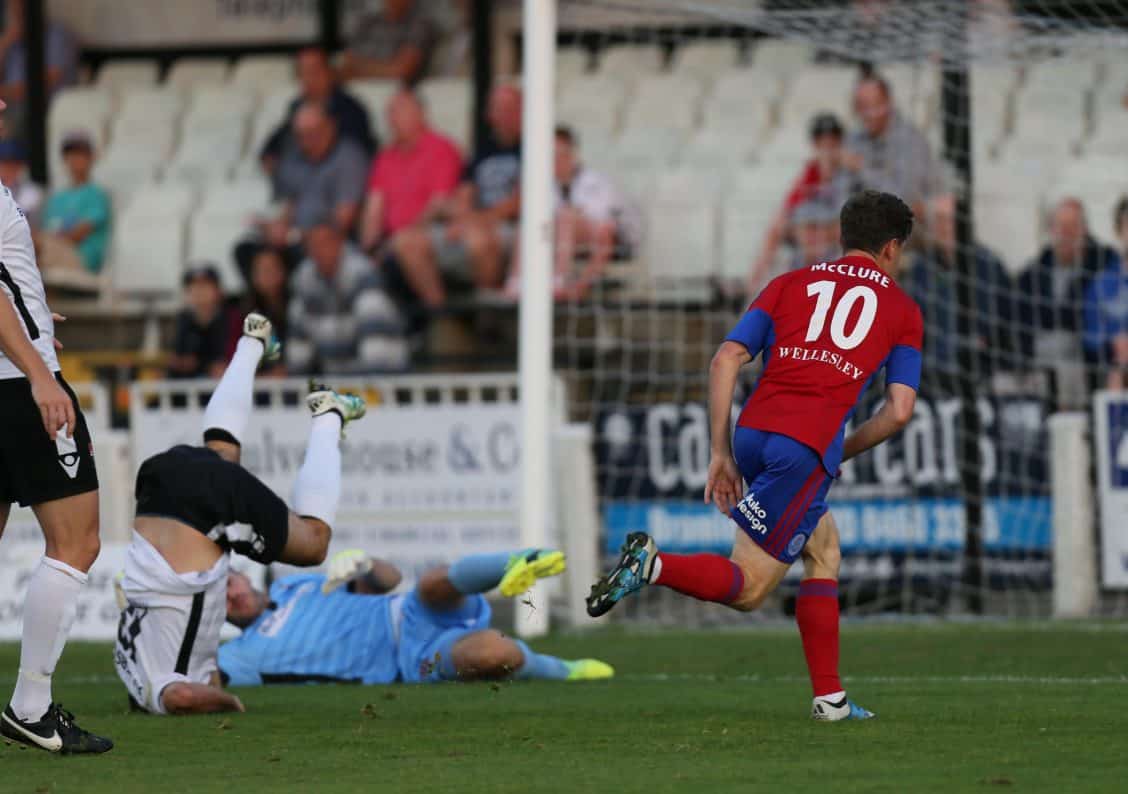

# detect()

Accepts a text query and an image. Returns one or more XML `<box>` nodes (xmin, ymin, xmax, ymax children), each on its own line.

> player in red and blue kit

<box><xmin>587</xmin><ymin>191</ymin><xmax>923</xmax><ymax>721</ymax></box>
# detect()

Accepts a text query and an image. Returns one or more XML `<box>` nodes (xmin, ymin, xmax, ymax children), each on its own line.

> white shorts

<box><xmin>113</xmin><ymin>532</ymin><xmax>229</xmax><ymax>714</ymax></box>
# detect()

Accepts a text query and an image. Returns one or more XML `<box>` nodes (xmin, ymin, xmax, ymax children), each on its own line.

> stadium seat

<box><xmin>428</xmin><ymin>101</ymin><xmax>472</xmax><ymax>151</ymax></box>
<box><xmin>201</xmin><ymin>178</ymin><xmax>271</xmax><ymax>216</ymax></box>
<box><xmin>111</xmin><ymin>210</ymin><xmax>187</xmax><ymax>296</ymax></box>
<box><xmin>748</xmin><ymin>39</ymin><xmax>815</xmax><ymax>79</ymax></box>
<box><xmin>700</xmin><ymin>99</ymin><xmax>771</xmax><ymax>143</ymax></box>
<box><xmin>611</xmin><ymin>127</ymin><xmax>685</xmax><ymax>169</ymax></box>
<box><xmin>569</xmin><ymin>128</ymin><xmax>617</xmax><ymax>172</ymax></box>
<box><xmin>185</xmin><ymin>85</ymin><xmax>258</xmax><ymax>124</ymax></box>
<box><xmin>350</xmin><ymin>79</ymin><xmax>399</xmax><ymax>139</ymax></box>
<box><xmin>558</xmin><ymin>76</ymin><xmax>628</xmax><ymax>133</ymax></box>
<box><xmin>418</xmin><ymin>78</ymin><xmax>471</xmax><ymax>148</ymax></box>
<box><xmin>1023</xmin><ymin>57</ymin><xmax>1100</xmax><ymax>98</ymax></box>
<box><xmin>166</xmin><ymin>130</ymin><xmax>244</xmax><ymax>183</ymax></box>
<box><xmin>555</xmin><ymin>48</ymin><xmax>591</xmax><ymax>82</ymax></box>
<box><xmin>249</xmin><ymin>88</ymin><xmax>296</xmax><ymax>155</ymax></box>
<box><xmin>115</xmin><ymin>88</ymin><xmax>185</xmax><ymax>135</ymax></box>
<box><xmin>91</xmin><ymin>161</ymin><xmax>156</xmax><ymax>210</ymax></box>
<box><xmin>670</xmin><ymin>41</ymin><xmax>741</xmax><ymax>77</ymax></box>
<box><xmin>166</xmin><ymin>57</ymin><xmax>231</xmax><ymax>89</ymax></box>
<box><xmin>973</xmin><ymin>191</ymin><xmax>1042</xmax><ymax>274</ymax></box>
<box><xmin>95</xmin><ymin>60</ymin><xmax>159</xmax><ymax>92</ymax></box>
<box><xmin>726</xmin><ymin>163</ymin><xmax>800</xmax><ymax>204</ymax></box>
<box><xmin>755</xmin><ymin>126</ymin><xmax>813</xmax><ymax>169</ymax></box>
<box><xmin>106</xmin><ymin>120</ymin><xmax>177</xmax><ymax>164</ymax></box>
<box><xmin>719</xmin><ymin>197</ymin><xmax>778</xmax><ymax>282</ymax></box>
<box><xmin>644</xmin><ymin>199</ymin><xmax>717</xmax><ymax>279</ymax></box>
<box><xmin>187</xmin><ymin>211</ymin><xmax>251</xmax><ymax>294</ymax></box>
<box><xmin>230</xmin><ymin>54</ymin><xmax>294</xmax><ymax>89</ymax></box>
<box><xmin>1084</xmin><ymin>104</ymin><xmax>1128</xmax><ymax>156</ymax></box>
<box><xmin>122</xmin><ymin>181</ymin><xmax>198</xmax><ymax>218</ymax></box>
<box><xmin>594</xmin><ymin>45</ymin><xmax>665</xmax><ymax>80</ymax></box>
<box><xmin>622</xmin><ymin>92</ymin><xmax>698</xmax><ymax>132</ymax></box>
<box><xmin>678</xmin><ymin>129</ymin><xmax>757</xmax><ymax>171</ymax></box>
<box><xmin>654</xmin><ymin>168</ymin><xmax>723</xmax><ymax>202</ymax></box>
<box><xmin>778</xmin><ymin>67</ymin><xmax>856</xmax><ymax>129</ymax></box>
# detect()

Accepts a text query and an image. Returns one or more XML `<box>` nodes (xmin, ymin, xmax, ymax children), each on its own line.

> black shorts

<box><xmin>135</xmin><ymin>444</ymin><xmax>290</xmax><ymax>564</ymax></box>
<box><xmin>0</xmin><ymin>373</ymin><xmax>98</xmax><ymax>507</ymax></box>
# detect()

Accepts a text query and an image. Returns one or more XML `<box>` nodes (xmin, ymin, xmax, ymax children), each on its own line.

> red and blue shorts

<box><xmin>728</xmin><ymin>428</ymin><xmax>833</xmax><ymax>564</ymax></box>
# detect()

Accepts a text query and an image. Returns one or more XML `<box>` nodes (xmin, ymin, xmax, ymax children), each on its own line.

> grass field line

<box><xmin>620</xmin><ymin>673</ymin><xmax>1128</xmax><ymax>685</ymax></box>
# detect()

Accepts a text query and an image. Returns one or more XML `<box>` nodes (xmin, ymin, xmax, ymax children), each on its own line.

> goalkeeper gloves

<box><xmin>322</xmin><ymin>548</ymin><xmax>371</xmax><ymax>594</ymax></box>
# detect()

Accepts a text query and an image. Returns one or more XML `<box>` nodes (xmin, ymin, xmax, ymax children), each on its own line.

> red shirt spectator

<box><xmin>360</xmin><ymin>89</ymin><xmax>462</xmax><ymax>249</ymax></box>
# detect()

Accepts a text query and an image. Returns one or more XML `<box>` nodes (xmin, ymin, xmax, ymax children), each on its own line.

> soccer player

<box><xmin>587</xmin><ymin>190</ymin><xmax>922</xmax><ymax>721</ymax></box>
<box><xmin>0</xmin><ymin>104</ymin><xmax>110</xmax><ymax>752</ymax></box>
<box><xmin>113</xmin><ymin>313</ymin><xmax>366</xmax><ymax>715</ymax></box>
<box><xmin>218</xmin><ymin>548</ymin><xmax>614</xmax><ymax>687</ymax></box>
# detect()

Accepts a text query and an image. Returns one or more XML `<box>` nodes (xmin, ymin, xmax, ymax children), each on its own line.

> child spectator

<box><xmin>168</xmin><ymin>265</ymin><xmax>239</xmax><ymax>379</ymax></box>
<box><xmin>40</xmin><ymin>131</ymin><xmax>111</xmax><ymax>276</ymax></box>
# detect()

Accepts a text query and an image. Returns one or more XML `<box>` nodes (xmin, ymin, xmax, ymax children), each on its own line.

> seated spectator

<box><xmin>750</xmin><ymin>113</ymin><xmax>857</xmax><ymax>294</ymax></box>
<box><xmin>845</xmin><ymin>74</ymin><xmax>940</xmax><ymax>216</ymax></box>
<box><xmin>786</xmin><ymin>198</ymin><xmax>840</xmax><ymax>271</ymax></box>
<box><xmin>260</xmin><ymin>47</ymin><xmax>377</xmax><ymax>174</ymax></box>
<box><xmin>235</xmin><ymin>103</ymin><xmax>369</xmax><ymax>276</ymax></box>
<box><xmin>339</xmin><ymin>0</ymin><xmax>435</xmax><ymax>84</ymax></box>
<box><xmin>39</xmin><ymin>131</ymin><xmax>111</xmax><ymax>276</ymax></box>
<box><xmin>359</xmin><ymin>88</ymin><xmax>462</xmax><ymax>255</ymax></box>
<box><xmin>286</xmin><ymin>224</ymin><xmax>409</xmax><ymax>375</ymax></box>
<box><xmin>168</xmin><ymin>265</ymin><xmax>239</xmax><ymax>379</ymax></box>
<box><xmin>1083</xmin><ymin>198</ymin><xmax>1128</xmax><ymax>390</ymax></box>
<box><xmin>390</xmin><ymin>84</ymin><xmax>522</xmax><ymax>308</ymax></box>
<box><xmin>0</xmin><ymin>0</ymin><xmax>78</xmax><ymax>140</ymax></box>
<box><xmin>905</xmin><ymin>194</ymin><xmax>1015</xmax><ymax>394</ymax></box>
<box><xmin>226</xmin><ymin>247</ymin><xmax>290</xmax><ymax>376</ymax></box>
<box><xmin>0</xmin><ymin>139</ymin><xmax>42</xmax><ymax>225</ymax></box>
<box><xmin>1016</xmin><ymin>197</ymin><xmax>1120</xmax><ymax>405</ymax></box>
<box><xmin>506</xmin><ymin>125</ymin><xmax>640</xmax><ymax>302</ymax></box>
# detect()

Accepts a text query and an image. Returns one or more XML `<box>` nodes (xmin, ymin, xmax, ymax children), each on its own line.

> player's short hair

<box><xmin>839</xmin><ymin>190</ymin><xmax>914</xmax><ymax>255</ymax></box>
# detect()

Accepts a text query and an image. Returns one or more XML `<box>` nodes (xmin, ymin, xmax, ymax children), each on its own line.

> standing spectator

<box><xmin>1016</xmin><ymin>197</ymin><xmax>1120</xmax><ymax>404</ymax></box>
<box><xmin>168</xmin><ymin>266</ymin><xmax>238</xmax><ymax>379</ymax></box>
<box><xmin>1083</xmin><ymin>197</ymin><xmax>1128</xmax><ymax>390</ymax></box>
<box><xmin>340</xmin><ymin>0</ymin><xmax>435</xmax><ymax>84</ymax></box>
<box><xmin>259</xmin><ymin>47</ymin><xmax>377</xmax><ymax>174</ymax></box>
<box><xmin>845</xmin><ymin>75</ymin><xmax>940</xmax><ymax>214</ymax></box>
<box><xmin>0</xmin><ymin>139</ymin><xmax>42</xmax><ymax>225</ymax></box>
<box><xmin>905</xmin><ymin>194</ymin><xmax>1015</xmax><ymax>394</ymax></box>
<box><xmin>391</xmin><ymin>84</ymin><xmax>522</xmax><ymax>307</ymax></box>
<box><xmin>506</xmin><ymin>125</ymin><xmax>640</xmax><ymax>301</ymax></box>
<box><xmin>286</xmin><ymin>224</ymin><xmax>409</xmax><ymax>375</ymax></box>
<box><xmin>750</xmin><ymin>113</ymin><xmax>857</xmax><ymax>294</ymax></box>
<box><xmin>0</xmin><ymin>0</ymin><xmax>78</xmax><ymax>140</ymax></box>
<box><xmin>226</xmin><ymin>247</ymin><xmax>290</xmax><ymax>376</ymax></box>
<box><xmin>235</xmin><ymin>103</ymin><xmax>369</xmax><ymax>276</ymax></box>
<box><xmin>359</xmin><ymin>88</ymin><xmax>462</xmax><ymax>255</ymax></box>
<box><xmin>39</xmin><ymin>131</ymin><xmax>111</xmax><ymax>276</ymax></box>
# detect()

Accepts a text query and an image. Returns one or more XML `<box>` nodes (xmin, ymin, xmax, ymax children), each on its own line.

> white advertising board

<box><xmin>1095</xmin><ymin>391</ymin><xmax>1128</xmax><ymax>588</ymax></box>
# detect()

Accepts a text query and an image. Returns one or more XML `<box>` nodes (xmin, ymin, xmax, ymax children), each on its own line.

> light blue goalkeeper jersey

<box><xmin>218</xmin><ymin>574</ymin><xmax>399</xmax><ymax>686</ymax></box>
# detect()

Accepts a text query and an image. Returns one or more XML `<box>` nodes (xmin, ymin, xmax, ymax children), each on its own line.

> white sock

<box><xmin>816</xmin><ymin>690</ymin><xmax>846</xmax><ymax>703</ymax></box>
<box><xmin>10</xmin><ymin>557</ymin><xmax>87</xmax><ymax>722</ymax></box>
<box><xmin>202</xmin><ymin>336</ymin><xmax>263</xmax><ymax>444</ymax></box>
<box><xmin>291</xmin><ymin>413</ymin><xmax>343</xmax><ymax>526</ymax></box>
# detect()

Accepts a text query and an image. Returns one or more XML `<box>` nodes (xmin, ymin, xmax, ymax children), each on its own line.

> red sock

<box><xmin>651</xmin><ymin>553</ymin><xmax>744</xmax><ymax>604</ymax></box>
<box><xmin>796</xmin><ymin>578</ymin><xmax>842</xmax><ymax>697</ymax></box>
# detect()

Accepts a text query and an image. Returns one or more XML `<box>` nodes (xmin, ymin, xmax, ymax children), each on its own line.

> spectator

<box><xmin>340</xmin><ymin>0</ymin><xmax>435</xmax><ymax>84</ymax></box>
<box><xmin>0</xmin><ymin>0</ymin><xmax>78</xmax><ymax>140</ymax></box>
<box><xmin>286</xmin><ymin>224</ymin><xmax>409</xmax><ymax>375</ymax></box>
<box><xmin>845</xmin><ymin>75</ymin><xmax>940</xmax><ymax>214</ymax></box>
<box><xmin>506</xmin><ymin>125</ymin><xmax>640</xmax><ymax>301</ymax></box>
<box><xmin>236</xmin><ymin>102</ymin><xmax>369</xmax><ymax>276</ymax></box>
<box><xmin>1016</xmin><ymin>197</ymin><xmax>1120</xmax><ymax>404</ymax></box>
<box><xmin>390</xmin><ymin>84</ymin><xmax>522</xmax><ymax>308</ymax></box>
<box><xmin>1083</xmin><ymin>198</ymin><xmax>1128</xmax><ymax>390</ymax></box>
<box><xmin>168</xmin><ymin>266</ymin><xmax>238</xmax><ymax>379</ymax></box>
<box><xmin>0</xmin><ymin>139</ymin><xmax>42</xmax><ymax>225</ymax></box>
<box><xmin>359</xmin><ymin>88</ymin><xmax>462</xmax><ymax>255</ymax></box>
<box><xmin>905</xmin><ymin>194</ymin><xmax>1015</xmax><ymax>394</ymax></box>
<box><xmin>39</xmin><ymin>131</ymin><xmax>111</xmax><ymax>276</ymax></box>
<box><xmin>260</xmin><ymin>47</ymin><xmax>377</xmax><ymax>173</ymax></box>
<box><xmin>226</xmin><ymin>247</ymin><xmax>291</xmax><ymax>376</ymax></box>
<box><xmin>786</xmin><ymin>199</ymin><xmax>840</xmax><ymax>271</ymax></box>
<box><xmin>750</xmin><ymin>113</ymin><xmax>857</xmax><ymax>294</ymax></box>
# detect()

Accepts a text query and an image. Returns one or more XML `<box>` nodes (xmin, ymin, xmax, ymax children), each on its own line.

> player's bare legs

<box><xmin>415</xmin><ymin>552</ymin><xmax>612</xmax><ymax>682</ymax></box>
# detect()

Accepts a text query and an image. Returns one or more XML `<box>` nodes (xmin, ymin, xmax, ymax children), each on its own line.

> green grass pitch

<box><xmin>2</xmin><ymin>624</ymin><xmax>1126</xmax><ymax>793</ymax></box>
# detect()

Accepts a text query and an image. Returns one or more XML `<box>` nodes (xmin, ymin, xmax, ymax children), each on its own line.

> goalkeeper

<box><xmin>218</xmin><ymin>548</ymin><xmax>614</xmax><ymax>686</ymax></box>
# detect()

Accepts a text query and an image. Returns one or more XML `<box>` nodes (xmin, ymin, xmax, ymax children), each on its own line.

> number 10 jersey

<box><xmin>725</xmin><ymin>255</ymin><xmax>924</xmax><ymax>476</ymax></box>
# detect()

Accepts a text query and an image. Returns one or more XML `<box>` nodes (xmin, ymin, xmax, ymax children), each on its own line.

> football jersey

<box><xmin>218</xmin><ymin>574</ymin><xmax>399</xmax><ymax>686</ymax></box>
<box><xmin>0</xmin><ymin>181</ymin><xmax>57</xmax><ymax>379</ymax></box>
<box><xmin>726</xmin><ymin>255</ymin><xmax>923</xmax><ymax>474</ymax></box>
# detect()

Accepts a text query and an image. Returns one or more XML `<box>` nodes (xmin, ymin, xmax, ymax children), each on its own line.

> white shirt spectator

<box><xmin>556</xmin><ymin>167</ymin><xmax>641</xmax><ymax>251</ymax></box>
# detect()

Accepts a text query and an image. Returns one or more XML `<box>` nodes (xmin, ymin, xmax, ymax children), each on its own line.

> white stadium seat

<box><xmin>623</xmin><ymin>74</ymin><xmax>702</xmax><ymax>130</ymax></box>
<box><xmin>186</xmin><ymin>85</ymin><xmax>257</xmax><ymax>123</ymax></box>
<box><xmin>608</xmin><ymin>165</ymin><xmax>655</xmax><ymax>204</ymax></box>
<box><xmin>123</xmin><ymin>181</ymin><xmax>199</xmax><ymax>218</ymax></box>
<box><xmin>166</xmin><ymin>58</ymin><xmax>230</xmax><ymax>89</ymax></box>
<box><xmin>749</xmin><ymin>39</ymin><xmax>815</xmax><ymax>78</ymax></box>
<box><xmin>231</xmin><ymin>55</ymin><xmax>294</xmax><ymax>89</ymax></box>
<box><xmin>670</xmin><ymin>42</ymin><xmax>741</xmax><ymax>77</ymax></box>
<box><xmin>106</xmin><ymin>120</ymin><xmax>177</xmax><ymax>164</ymax></box>
<box><xmin>645</xmin><ymin>200</ymin><xmax>717</xmax><ymax>279</ymax></box>
<box><xmin>973</xmin><ymin>192</ymin><xmax>1042</xmax><ymax>274</ymax></box>
<box><xmin>249</xmin><ymin>88</ymin><xmax>297</xmax><ymax>154</ymax></box>
<box><xmin>719</xmin><ymin>197</ymin><xmax>778</xmax><ymax>282</ymax></box>
<box><xmin>654</xmin><ymin>168</ymin><xmax>722</xmax><ymax>202</ymax></box>
<box><xmin>200</xmin><ymin>178</ymin><xmax>271</xmax><ymax>216</ymax></box>
<box><xmin>778</xmin><ymin>67</ymin><xmax>856</xmax><ymax>129</ymax></box>
<box><xmin>116</xmin><ymin>88</ymin><xmax>185</xmax><ymax>135</ymax></box>
<box><xmin>418</xmin><ymin>78</ymin><xmax>472</xmax><ymax>148</ymax></box>
<box><xmin>91</xmin><ymin>162</ymin><xmax>154</xmax><ymax>210</ymax></box>
<box><xmin>555</xmin><ymin>48</ymin><xmax>591</xmax><ymax>82</ymax></box>
<box><xmin>727</xmin><ymin>164</ymin><xmax>801</xmax><ymax>203</ymax></box>
<box><xmin>594</xmin><ymin>45</ymin><xmax>665</xmax><ymax>80</ymax></box>
<box><xmin>678</xmin><ymin>130</ymin><xmax>757</xmax><ymax>171</ymax></box>
<box><xmin>611</xmin><ymin>127</ymin><xmax>685</xmax><ymax>169</ymax></box>
<box><xmin>558</xmin><ymin>76</ymin><xmax>629</xmax><ymax>134</ymax></box>
<box><xmin>95</xmin><ymin>60</ymin><xmax>159</xmax><ymax>92</ymax></box>
<box><xmin>1085</xmin><ymin>104</ymin><xmax>1128</xmax><ymax>157</ymax></box>
<box><xmin>350</xmin><ymin>79</ymin><xmax>398</xmax><ymax>139</ymax></box>
<box><xmin>187</xmin><ymin>211</ymin><xmax>251</xmax><ymax>294</ymax></box>
<box><xmin>166</xmin><ymin>131</ymin><xmax>244</xmax><ymax>184</ymax></box>
<box><xmin>756</xmin><ymin>126</ymin><xmax>814</xmax><ymax>168</ymax></box>
<box><xmin>701</xmin><ymin>99</ymin><xmax>771</xmax><ymax>142</ymax></box>
<box><xmin>112</xmin><ymin>210</ymin><xmax>186</xmax><ymax>296</ymax></box>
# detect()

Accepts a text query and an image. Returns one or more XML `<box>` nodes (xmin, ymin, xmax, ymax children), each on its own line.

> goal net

<box><xmin>538</xmin><ymin>0</ymin><xmax>1128</xmax><ymax>621</ymax></box>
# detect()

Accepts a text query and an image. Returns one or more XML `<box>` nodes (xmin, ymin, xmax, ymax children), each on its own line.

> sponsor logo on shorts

<box><xmin>736</xmin><ymin>493</ymin><xmax>769</xmax><ymax>534</ymax></box>
<box><xmin>54</xmin><ymin>428</ymin><xmax>80</xmax><ymax>479</ymax></box>
<box><xmin>787</xmin><ymin>534</ymin><xmax>808</xmax><ymax>557</ymax></box>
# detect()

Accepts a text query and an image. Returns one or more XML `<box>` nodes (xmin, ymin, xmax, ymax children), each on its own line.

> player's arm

<box><xmin>160</xmin><ymin>682</ymin><xmax>245</xmax><ymax>715</ymax></box>
<box><xmin>842</xmin><ymin>382</ymin><xmax>916</xmax><ymax>462</ymax></box>
<box><xmin>0</xmin><ymin>289</ymin><xmax>73</xmax><ymax>436</ymax></box>
<box><xmin>705</xmin><ymin>341</ymin><xmax>752</xmax><ymax>513</ymax></box>
<box><xmin>322</xmin><ymin>548</ymin><xmax>403</xmax><ymax>594</ymax></box>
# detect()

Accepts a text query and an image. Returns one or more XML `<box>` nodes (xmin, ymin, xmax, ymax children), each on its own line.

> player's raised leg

<box><xmin>277</xmin><ymin>383</ymin><xmax>366</xmax><ymax>566</ymax></box>
<box><xmin>418</xmin><ymin>550</ymin><xmax>613</xmax><ymax>682</ymax></box>
<box><xmin>799</xmin><ymin>513</ymin><xmax>873</xmax><ymax>721</ymax></box>
<box><xmin>201</xmin><ymin>312</ymin><xmax>280</xmax><ymax>463</ymax></box>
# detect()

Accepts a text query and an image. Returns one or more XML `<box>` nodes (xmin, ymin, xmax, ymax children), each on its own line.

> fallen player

<box><xmin>219</xmin><ymin>548</ymin><xmax>614</xmax><ymax>686</ymax></box>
